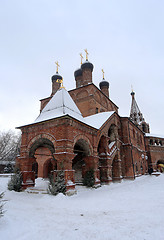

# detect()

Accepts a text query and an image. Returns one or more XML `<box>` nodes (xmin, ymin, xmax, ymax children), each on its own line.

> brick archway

<box><xmin>72</xmin><ymin>136</ymin><xmax>93</xmax><ymax>183</ymax></box>
<box><xmin>34</xmin><ymin>147</ymin><xmax>54</xmax><ymax>178</ymax></box>
<box><xmin>27</xmin><ymin>134</ymin><xmax>56</xmax><ymax>178</ymax></box>
<box><xmin>96</xmin><ymin>131</ymin><xmax>106</xmax><ymax>149</ymax></box>
<box><xmin>27</xmin><ymin>133</ymin><xmax>56</xmax><ymax>157</ymax></box>
<box><xmin>73</xmin><ymin>134</ymin><xmax>93</xmax><ymax>155</ymax></box>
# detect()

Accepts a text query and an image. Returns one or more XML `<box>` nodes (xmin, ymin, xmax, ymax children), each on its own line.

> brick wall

<box><xmin>69</xmin><ymin>84</ymin><xmax>118</xmax><ymax>117</ymax></box>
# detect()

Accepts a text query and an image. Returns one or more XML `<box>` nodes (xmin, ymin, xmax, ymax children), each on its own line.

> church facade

<box><xmin>16</xmin><ymin>52</ymin><xmax>164</xmax><ymax>191</ymax></box>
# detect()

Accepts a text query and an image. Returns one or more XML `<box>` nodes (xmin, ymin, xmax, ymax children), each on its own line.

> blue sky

<box><xmin>0</xmin><ymin>0</ymin><xmax>164</xmax><ymax>135</ymax></box>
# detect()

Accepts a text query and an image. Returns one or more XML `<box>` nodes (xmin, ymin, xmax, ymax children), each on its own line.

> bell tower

<box><xmin>130</xmin><ymin>90</ymin><xmax>150</xmax><ymax>133</ymax></box>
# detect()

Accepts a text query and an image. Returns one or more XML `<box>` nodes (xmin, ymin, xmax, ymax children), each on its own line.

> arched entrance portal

<box><xmin>73</xmin><ymin>139</ymin><xmax>91</xmax><ymax>184</ymax></box>
<box><xmin>29</xmin><ymin>138</ymin><xmax>56</xmax><ymax>178</ymax></box>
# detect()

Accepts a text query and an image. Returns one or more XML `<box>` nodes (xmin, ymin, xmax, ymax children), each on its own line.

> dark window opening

<box><xmin>149</xmin><ymin>139</ymin><xmax>153</xmax><ymax>145</ymax></box>
<box><xmin>159</xmin><ymin>140</ymin><xmax>163</xmax><ymax>146</ymax></box>
<box><xmin>133</xmin><ymin>129</ymin><xmax>135</xmax><ymax>138</ymax></box>
<box><xmin>155</xmin><ymin>140</ymin><xmax>159</xmax><ymax>145</ymax></box>
<box><xmin>142</xmin><ymin>124</ymin><xmax>146</xmax><ymax>132</ymax></box>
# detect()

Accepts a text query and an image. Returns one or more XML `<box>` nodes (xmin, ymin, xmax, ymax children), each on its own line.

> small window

<box><xmin>141</xmin><ymin>165</ymin><xmax>143</xmax><ymax>172</ymax></box>
<box><xmin>96</xmin><ymin>108</ymin><xmax>99</xmax><ymax>114</ymax></box>
<box><xmin>149</xmin><ymin>139</ymin><xmax>153</xmax><ymax>145</ymax></box>
<box><xmin>142</xmin><ymin>123</ymin><xmax>146</xmax><ymax>132</ymax></box>
<box><xmin>136</xmin><ymin>132</ymin><xmax>139</xmax><ymax>144</ymax></box>
<box><xmin>135</xmin><ymin>163</ymin><xmax>138</xmax><ymax>173</ymax></box>
<box><xmin>133</xmin><ymin>129</ymin><xmax>135</xmax><ymax>138</ymax></box>
<box><xmin>155</xmin><ymin>140</ymin><xmax>158</xmax><ymax>146</ymax></box>
<box><xmin>159</xmin><ymin>140</ymin><xmax>163</xmax><ymax>146</ymax></box>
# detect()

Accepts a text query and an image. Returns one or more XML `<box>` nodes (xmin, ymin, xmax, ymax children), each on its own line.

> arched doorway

<box><xmin>29</xmin><ymin>138</ymin><xmax>56</xmax><ymax>178</ymax></box>
<box><xmin>73</xmin><ymin>139</ymin><xmax>91</xmax><ymax>184</ymax></box>
<box><xmin>32</xmin><ymin>162</ymin><xmax>38</xmax><ymax>179</ymax></box>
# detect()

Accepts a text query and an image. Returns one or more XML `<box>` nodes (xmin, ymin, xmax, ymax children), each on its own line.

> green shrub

<box><xmin>83</xmin><ymin>169</ymin><xmax>95</xmax><ymax>187</ymax></box>
<box><xmin>48</xmin><ymin>171</ymin><xmax>66</xmax><ymax>196</ymax></box>
<box><xmin>8</xmin><ymin>169</ymin><xmax>22</xmax><ymax>192</ymax></box>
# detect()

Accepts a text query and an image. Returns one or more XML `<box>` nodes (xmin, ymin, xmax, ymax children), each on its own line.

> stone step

<box><xmin>25</xmin><ymin>178</ymin><xmax>49</xmax><ymax>194</ymax></box>
<box><xmin>25</xmin><ymin>188</ymin><xmax>48</xmax><ymax>194</ymax></box>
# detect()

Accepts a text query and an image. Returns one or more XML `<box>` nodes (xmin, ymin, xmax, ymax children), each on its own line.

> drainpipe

<box><xmin>128</xmin><ymin>120</ymin><xmax>135</xmax><ymax>179</ymax></box>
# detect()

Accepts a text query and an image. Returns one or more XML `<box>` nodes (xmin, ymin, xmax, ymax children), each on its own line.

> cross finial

<box><xmin>55</xmin><ymin>61</ymin><xmax>60</xmax><ymax>73</ymax></box>
<box><xmin>80</xmin><ymin>53</ymin><xmax>83</xmax><ymax>65</ymax></box>
<box><xmin>56</xmin><ymin>77</ymin><xmax>65</xmax><ymax>89</ymax></box>
<box><xmin>84</xmin><ymin>49</ymin><xmax>89</xmax><ymax>61</ymax></box>
<box><xmin>102</xmin><ymin>69</ymin><xmax>105</xmax><ymax>79</ymax></box>
<box><xmin>131</xmin><ymin>85</ymin><xmax>134</xmax><ymax>92</ymax></box>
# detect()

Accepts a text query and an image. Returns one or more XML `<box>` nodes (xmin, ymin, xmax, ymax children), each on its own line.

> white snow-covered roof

<box><xmin>84</xmin><ymin>111</ymin><xmax>114</xmax><ymax>129</ymax></box>
<box><xmin>35</xmin><ymin>88</ymin><xmax>84</xmax><ymax>124</ymax></box>
<box><xmin>33</xmin><ymin>88</ymin><xmax>115</xmax><ymax>130</ymax></box>
<box><xmin>145</xmin><ymin>133</ymin><xmax>164</xmax><ymax>139</ymax></box>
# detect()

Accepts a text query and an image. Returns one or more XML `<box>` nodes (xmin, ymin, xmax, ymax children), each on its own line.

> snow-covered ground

<box><xmin>0</xmin><ymin>174</ymin><xmax>164</xmax><ymax>240</ymax></box>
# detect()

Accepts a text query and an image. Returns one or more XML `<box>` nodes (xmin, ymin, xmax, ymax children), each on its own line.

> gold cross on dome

<box><xmin>102</xmin><ymin>69</ymin><xmax>105</xmax><ymax>79</ymax></box>
<box><xmin>84</xmin><ymin>49</ymin><xmax>89</xmax><ymax>61</ymax></box>
<box><xmin>55</xmin><ymin>61</ymin><xmax>60</xmax><ymax>73</ymax></box>
<box><xmin>80</xmin><ymin>53</ymin><xmax>83</xmax><ymax>65</ymax></box>
<box><xmin>131</xmin><ymin>85</ymin><xmax>134</xmax><ymax>92</ymax></box>
<box><xmin>56</xmin><ymin>77</ymin><xmax>65</xmax><ymax>89</ymax></box>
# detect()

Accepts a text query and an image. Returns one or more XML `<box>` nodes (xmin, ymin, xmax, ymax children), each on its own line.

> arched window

<box><xmin>108</xmin><ymin>124</ymin><xmax>117</xmax><ymax>144</ymax></box>
<box><xmin>142</xmin><ymin>123</ymin><xmax>146</xmax><ymax>132</ymax></box>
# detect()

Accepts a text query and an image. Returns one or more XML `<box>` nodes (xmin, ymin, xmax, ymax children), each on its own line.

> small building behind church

<box><xmin>16</xmin><ymin>52</ymin><xmax>164</xmax><ymax>192</ymax></box>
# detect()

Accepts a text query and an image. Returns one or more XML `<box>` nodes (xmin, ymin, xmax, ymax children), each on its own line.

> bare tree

<box><xmin>0</xmin><ymin>130</ymin><xmax>21</xmax><ymax>170</ymax></box>
<box><xmin>0</xmin><ymin>192</ymin><xmax>5</xmax><ymax>217</ymax></box>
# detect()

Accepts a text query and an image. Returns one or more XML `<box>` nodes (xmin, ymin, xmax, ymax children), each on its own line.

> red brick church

<box><xmin>16</xmin><ymin>51</ymin><xmax>164</xmax><ymax>192</ymax></box>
